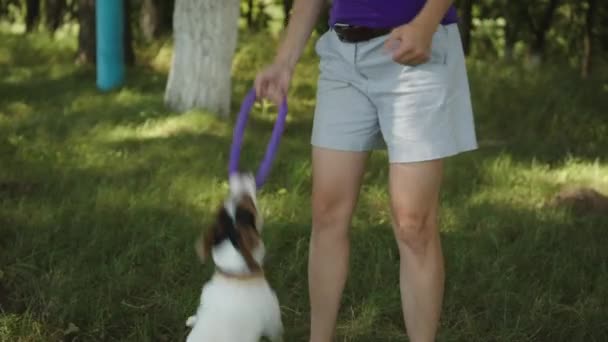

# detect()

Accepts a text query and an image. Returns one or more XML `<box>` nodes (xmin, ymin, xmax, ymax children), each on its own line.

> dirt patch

<box><xmin>548</xmin><ymin>186</ymin><xmax>608</xmax><ymax>216</ymax></box>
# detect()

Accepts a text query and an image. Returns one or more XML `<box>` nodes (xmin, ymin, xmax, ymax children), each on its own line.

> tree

<box><xmin>502</xmin><ymin>0</ymin><xmax>522</xmax><ymax>62</ymax></box>
<box><xmin>124</xmin><ymin>0</ymin><xmax>135</xmax><ymax>66</ymax></box>
<box><xmin>76</xmin><ymin>0</ymin><xmax>134</xmax><ymax>66</ymax></box>
<box><xmin>457</xmin><ymin>0</ymin><xmax>473</xmax><ymax>56</ymax></box>
<box><xmin>45</xmin><ymin>0</ymin><xmax>66</xmax><ymax>32</ymax></box>
<box><xmin>25</xmin><ymin>0</ymin><xmax>40</xmax><ymax>32</ymax></box>
<box><xmin>77</xmin><ymin>0</ymin><xmax>96</xmax><ymax>64</ymax></box>
<box><xmin>246</xmin><ymin>0</ymin><xmax>254</xmax><ymax>28</ymax></box>
<box><xmin>525</xmin><ymin>0</ymin><xmax>562</xmax><ymax>64</ymax></box>
<box><xmin>164</xmin><ymin>0</ymin><xmax>241</xmax><ymax>116</ymax></box>
<box><xmin>139</xmin><ymin>0</ymin><xmax>159</xmax><ymax>41</ymax></box>
<box><xmin>139</xmin><ymin>0</ymin><xmax>174</xmax><ymax>40</ymax></box>
<box><xmin>158</xmin><ymin>0</ymin><xmax>174</xmax><ymax>35</ymax></box>
<box><xmin>283</xmin><ymin>0</ymin><xmax>293</xmax><ymax>27</ymax></box>
<box><xmin>581</xmin><ymin>0</ymin><xmax>597</xmax><ymax>78</ymax></box>
<box><xmin>0</xmin><ymin>0</ymin><xmax>20</xmax><ymax>21</ymax></box>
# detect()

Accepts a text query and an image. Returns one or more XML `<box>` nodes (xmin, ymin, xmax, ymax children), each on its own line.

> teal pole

<box><xmin>96</xmin><ymin>0</ymin><xmax>125</xmax><ymax>91</ymax></box>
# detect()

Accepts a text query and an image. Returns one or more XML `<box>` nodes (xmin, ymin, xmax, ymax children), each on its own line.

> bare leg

<box><xmin>309</xmin><ymin>146</ymin><xmax>368</xmax><ymax>342</ymax></box>
<box><xmin>389</xmin><ymin>159</ymin><xmax>444</xmax><ymax>342</ymax></box>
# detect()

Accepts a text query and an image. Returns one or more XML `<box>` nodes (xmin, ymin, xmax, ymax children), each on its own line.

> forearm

<box><xmin>274</xmin><ymin>0</ymin><xmax>325</xmax><ymax>70</ymax></box>
<box><xmin>412</xmin><ymin>0</ymin><xmax>453</xmax><ymax>32</ymax></box>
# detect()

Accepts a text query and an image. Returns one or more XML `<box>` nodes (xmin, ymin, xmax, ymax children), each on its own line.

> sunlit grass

<box><xmin>1</xmin><ymin>28</ymin><xmax>607</xmax><ymax>341</ymax></box>
<box><xmin>99</xmin><ymin>111</ymin><xmax>225</xmax><ymax>142</ymax></box>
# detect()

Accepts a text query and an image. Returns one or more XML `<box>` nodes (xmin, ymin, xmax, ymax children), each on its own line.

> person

<box><xmin>255</xmin><ymin>0</ymin><xmax>478</xmax><ymax>341</ymax></box>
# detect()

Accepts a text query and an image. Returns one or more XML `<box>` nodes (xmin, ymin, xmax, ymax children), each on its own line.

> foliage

<box><xmin>1</xmin><ymin>0</ymin><xmax>606</xmax><ymax>71</ymax></box>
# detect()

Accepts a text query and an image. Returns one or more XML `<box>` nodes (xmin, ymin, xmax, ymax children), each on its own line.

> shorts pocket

<box><xmin>314</xmin><ymin>30</ymin><xmax>331</xmax><ymax>57</ymax></box>
<box><xmin>428</xmin><ymin>25</ymin><xmax>449</xmax><ymax>66</ymax></box>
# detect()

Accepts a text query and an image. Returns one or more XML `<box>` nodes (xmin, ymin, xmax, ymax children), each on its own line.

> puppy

<box><xmin>185</xmin><ymin>173</ymin><xmax>284</xmax><ymax>342</ymax></box>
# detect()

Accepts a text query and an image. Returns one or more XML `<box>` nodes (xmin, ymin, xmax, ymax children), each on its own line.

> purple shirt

<box><xmin>329</xmin><ymin>0</ymin><xmax>459</xmax><ymax>29</ymax></box>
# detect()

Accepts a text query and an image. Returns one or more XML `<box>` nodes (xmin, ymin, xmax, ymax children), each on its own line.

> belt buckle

<box><xmin>333</xmin><ymin>23</ymin><xmax>353</xmax><ymax>42</ymax></box>
<box><xmin>334</xmin><ymin>23</ymin><xmax>352</xmax><ymax>29</ymax></box>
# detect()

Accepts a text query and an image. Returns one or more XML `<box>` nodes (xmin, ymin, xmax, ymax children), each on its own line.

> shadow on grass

<box><xmin>261</xmin><ymin>198</ymin><xmax>608</xmax><ymax>342</ymax></box>
<box><xmin>468</xmin><ymin>62</ymin><xmax>608</xmax><ymax>165</ymax></box>
<box><xmin>0</xmin><ymin>32</ymin><xmax>76</xmax><ymax>68</ymax></box>
<box><xmin>0</xmin><ymin>69</ymin><xmax>171</xmax><ymax>136</ymax></box>
<box><xmin>2</xmin><ymin>142</ymin><xmax>607</xmax><ymax>341</ymax></box>
<box><xmin>1</xmin><ymin>204</ymin><xmax>204</xmax><ymax>341</ymax></box>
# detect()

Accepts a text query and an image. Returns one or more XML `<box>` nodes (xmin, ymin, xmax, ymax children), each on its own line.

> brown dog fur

<box><xmin>197</xmin><ymin>194</ymin><xmax>262</xmax><ymax>273</ymax></box>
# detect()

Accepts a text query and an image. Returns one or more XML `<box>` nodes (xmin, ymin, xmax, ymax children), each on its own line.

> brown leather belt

<box><xmin>333</xmin><ymin>23</ymin><xmax>392</xmax><ymax>43</ymax></box>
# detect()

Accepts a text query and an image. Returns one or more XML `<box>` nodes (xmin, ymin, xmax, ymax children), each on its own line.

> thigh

<box><xmin>360</xmin><ymin>24</ymin><xmax>477</xmax><ymax>164</ymax></box>
<box><xmin>377</xmin><ymin>28</ymin><xmax>451</xmax><ymax>164</ymax></box>
<box><xmin>312</xmin><ymin>30</ymin><xmax>384</xmax><ymax>153</ymax></box>
<box><xmin>312</xmin><ymin>146</ymin><xmax>369</xmax><ymax>219</ymax></box>
<box><xmin>311</xmin><ymin>78</ymin><xmax>383</xmax><ymax>152</ymax></box>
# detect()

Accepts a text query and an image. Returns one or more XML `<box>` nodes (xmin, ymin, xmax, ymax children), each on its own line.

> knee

<box><xmin>393</xmin><ymin>210</ymin><xmax>436</xmax><ymax>254</ymax></box>
<box><xmin>311</xmin><ymin>192</ymin><xmax>352</xmax><ymax>238</ymax></box>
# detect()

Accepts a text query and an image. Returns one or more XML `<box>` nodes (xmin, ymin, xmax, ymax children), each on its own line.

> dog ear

<box><xmin>234</xmin><ymin>223</ymin><xmax>261</xmax><ymax>272</ymax></box>
<box><xmin>195</xmin><ymin>234</ymin><xmax>209</xmax><ymax>264</ymax></box>
<box><xmin>195</xmin><ymin>223</ymin><xmax>214</xmax><ymax>264</ymax></box>
<box><xmin>234</xmin><ymin>200</ymin><xmax>262</xmax><ymax>272</ymax></box>
<box><xmin>196</xmin><ymin>205</ymin><xmax>228</xmax><ymax>264</ymax></box>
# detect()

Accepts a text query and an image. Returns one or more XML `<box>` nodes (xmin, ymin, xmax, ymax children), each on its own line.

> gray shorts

<box><xmin>311</xmin><ymin>23</ymin><xmax>478</xmax><ymax>163</ymax></box>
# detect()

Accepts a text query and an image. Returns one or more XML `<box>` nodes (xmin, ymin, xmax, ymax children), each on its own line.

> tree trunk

<box><xmin>255</xmin><ymin>0</ymin><xmax>265</xmax><ymax>30</ymax></box>
<box><xmin>25</xmin><ymin>0</ymin><xmax>40</xmax><ymax>32</ymax></box>
<box><xmin>158</xmin><ymin>0</ymin><xmax>174</xmax><ymax>34</ymax></box>
<box><xmin>164</xmin><ymin>0</ymin><xmax>240</xmax><ymax>117</ymax></box>
<box><xmin>0</xmin><ymin>2</ymin><xmax>7</xmax><ymax>20</ymax></box>
<box><xmin>66</xmin><ymin>0</ymin><xmax>78</xmax><ymax>20</ymax></box>
<box><xmin>247</xmin><ymin>0</ymin><xmax>254</xmax><ymax>28</ymax></box>
<box><xmin>139</xmin><ymin>0</ymin><xmax>159</xmax><ymax>41</ymax></box>
<box><xmin>283</xmin><ymin>0</ymin><xmax>293</xmax><ymax>27</ymax></box>
<box><xmin>45</xmin><ymin>0</ymin><xmax>65</xmax><ymax>32</ymax></box>
<box><xmin>458</xmin><ymin>0</ymin><xmax>473</xmax><ymax>56</ymax></box>
<box><xmin>503</xmin><ymin>21</ymin><xmax>517</xmax><ymax>61</ymax></box>
<box><xmin>76</xmin><ymin>0</ymin><xmax>96</xmax><ymax>64</ymax></box>
<box><xmin>124</xmin><ymin>0</ymin><xmax>135</xmax><ymax>66</ymax></box>
<box><xmin>529</xmin><ymin>30</ymin><xmax>546</xmax><ymax>66</ymax></box>
<box><xmin>527</xmin><ymin>0</ymin><xmax>561</xmax><ymax>64</ymax></box>
<box><xmin>581</xmin><ymin>0</ymin><xmax>597</xmax><ymax>78</ymax></box>
<box><xmin>503</xmin><ymin>2</ymin><xmax>521</xmax><ymax>62</ymax></box>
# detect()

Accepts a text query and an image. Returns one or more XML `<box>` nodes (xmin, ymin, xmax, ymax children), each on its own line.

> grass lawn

<box><xmin>1</xmin><ymin>29</ymin><xmax>607</xmax><ymax>341</ymax></box>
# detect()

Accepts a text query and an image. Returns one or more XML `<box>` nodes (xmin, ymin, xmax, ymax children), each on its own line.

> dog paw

<box><xmin>185</xmin><ymin>315</ymin><xmax>197</xmax><ymax>327</ymax></box>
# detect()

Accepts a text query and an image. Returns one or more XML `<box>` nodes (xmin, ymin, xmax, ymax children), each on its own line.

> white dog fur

<box><xmin>185</xmin><ymin>173</ymin><xmax>283</xmax><ymax>342</ymax></box>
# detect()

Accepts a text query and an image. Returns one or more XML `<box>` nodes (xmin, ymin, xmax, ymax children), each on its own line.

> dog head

<box><xmin>196</xmin><ymin>173</ymin><xmax>265</xmax><ymax>274</ymax></box>
<box><xmin>224</xmin><ymin>172</ymin><xmax>263</xmax><ymax>233</ymax></box>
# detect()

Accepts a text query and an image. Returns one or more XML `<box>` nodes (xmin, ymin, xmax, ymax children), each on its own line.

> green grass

<box><xmin>1</xmin><ymin>29</ymin><xmax>607</xmax><ymax>342</ymax></box>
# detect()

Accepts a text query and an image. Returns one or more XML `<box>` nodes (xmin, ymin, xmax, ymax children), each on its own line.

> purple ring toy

<box><xmin>228</xmin><ymin>88</ymin><xmax>288</xmax><ymax>189</ymax></box>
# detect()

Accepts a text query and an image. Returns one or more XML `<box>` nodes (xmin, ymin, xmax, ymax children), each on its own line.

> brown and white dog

<box><xmin>185</xmin><ymin>173</ymin><xmax>284</xmax><ymax>342</ymax></box>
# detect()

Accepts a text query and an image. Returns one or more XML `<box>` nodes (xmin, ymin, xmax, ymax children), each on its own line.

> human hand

<box><xmin>254</xmin><ymin>61</ymin><xmax>294</xmax><ymax>106</ymax></box>
<box><xmin>384</xmin><ymin>21</ymin><xmax>436</xmax><ymax>65</ymax></box>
